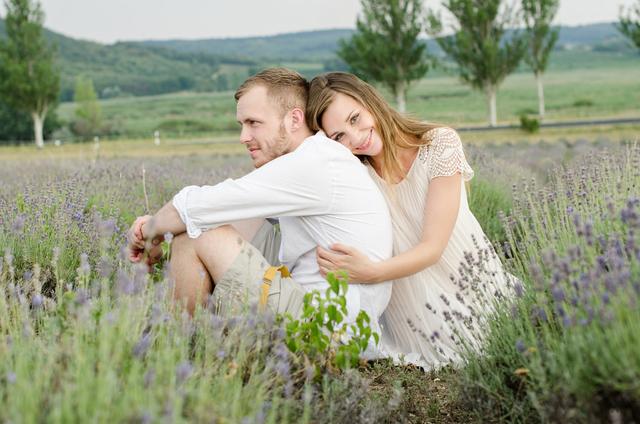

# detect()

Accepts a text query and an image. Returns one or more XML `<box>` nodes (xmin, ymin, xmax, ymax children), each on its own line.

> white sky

<box><xmin>1</xmin><ymin>0</ymin><xmax>637</xmax><ymax>44</ymax></box>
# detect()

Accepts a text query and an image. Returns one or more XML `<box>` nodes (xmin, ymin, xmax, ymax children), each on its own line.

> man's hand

<box><xmin>127</xmin><ymin>215</ymin><xmax>153</xmax><ymax>263</ymax></box>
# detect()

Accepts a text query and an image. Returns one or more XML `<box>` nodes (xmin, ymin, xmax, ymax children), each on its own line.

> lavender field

<box><xmin>0</xmin><ymin>137</ymin><xmax>639</xmax><ymax>423</ymax></box>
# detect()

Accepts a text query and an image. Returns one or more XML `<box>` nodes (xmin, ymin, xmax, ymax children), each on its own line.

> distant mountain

<box><xmin>137</xmin><ymin>22</ymin><xmax>634</xmax><ymax>59</ymax></box>
<box><xmin>140</xmin><ymin>29</ymin><xmax>354</xmax><ymax>62</ymax></box>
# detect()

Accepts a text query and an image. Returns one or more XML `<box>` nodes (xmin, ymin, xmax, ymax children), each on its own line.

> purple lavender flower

<box><xmin>133</xmin><ymin>333</ymin><xmax>152</xmax><ymax>359</ymax></box>
<box><xmin>31</xmin><ymin>293</ymin><xmax>43</xmax><ymax>309</ymax></box>
<box><xmin>175</xmin><ymin>361</ymin><xmax>193</xmax><ymax>384</ymax></box>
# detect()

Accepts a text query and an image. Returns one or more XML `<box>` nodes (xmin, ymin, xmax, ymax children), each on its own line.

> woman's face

<box><xmin>320</xmin><ymin>93</ymin><xmax>383</xmax><ymax>157</ymax></box>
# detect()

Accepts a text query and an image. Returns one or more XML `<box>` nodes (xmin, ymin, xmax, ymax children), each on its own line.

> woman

<box><xmin>306</xmin><ymin>72</ymin><xmax>513</xmax><ymax>369</ymax></box>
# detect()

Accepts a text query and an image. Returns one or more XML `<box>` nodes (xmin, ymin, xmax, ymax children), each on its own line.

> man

<box><xmin>127</xmin><ymin>68</ymin><xmax>392</xmax><ymax>340</ymax></box>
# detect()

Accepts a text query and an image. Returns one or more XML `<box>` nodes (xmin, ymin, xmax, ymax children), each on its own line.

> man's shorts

<box><xmin>210</xmin><ymin>221</ymin><xmax>305</xmax><ymax>318</ymax></box>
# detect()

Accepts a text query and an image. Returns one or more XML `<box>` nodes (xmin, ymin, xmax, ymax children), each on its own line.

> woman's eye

<box><xmin>334</xmin><ymin>133</ymin><xmax>344</xmax><ymax>142</ymax></box>
<box><xmin>350</xmin><ymin>113</ymin><xmax>359</xmax><ymax>125</ymax></box>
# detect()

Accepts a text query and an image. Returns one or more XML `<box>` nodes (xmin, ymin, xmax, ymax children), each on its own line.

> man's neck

<box><xmin>287</xmin><ymin>128</ymin><xmax>314</xmax><ymax>152</ymax></box>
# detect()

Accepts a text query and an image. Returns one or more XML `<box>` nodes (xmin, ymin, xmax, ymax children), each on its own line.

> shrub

<box><xmin>519</xmin><ymin>114</ymin><xmax>540</xmax><ymax>133</ymax></box>
<box><xmin>573</xmin><ymin>98</ymin><xmax>594</xmax><ymax>107</ymax></box>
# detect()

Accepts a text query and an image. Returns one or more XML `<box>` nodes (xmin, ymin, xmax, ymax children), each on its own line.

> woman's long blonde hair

<box><xmin>306</xmin><ymin>72</ymin><xmax>441</xmax><ymax>183</ymax></box>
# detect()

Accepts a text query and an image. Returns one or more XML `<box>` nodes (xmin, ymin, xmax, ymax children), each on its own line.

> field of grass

<box><xmin>53</xmin><ymin>55</ymin><xmax>639</xmax><ymax>142</ymax></box>
<box><xmin>1</xmin><ymin>131</ymin><xmax>639</xmax><ymax>422</ymax></box>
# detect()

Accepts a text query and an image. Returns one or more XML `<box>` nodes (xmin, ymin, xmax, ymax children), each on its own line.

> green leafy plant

<box><xmin>284</xmin><ymin>272</ymin><xmax>378</xmax><ymax>376</ymax></box>
<box><xmin>519</xmin><ymin>114</ymin><xmax>540</xmax><ymax>133</ymax></box>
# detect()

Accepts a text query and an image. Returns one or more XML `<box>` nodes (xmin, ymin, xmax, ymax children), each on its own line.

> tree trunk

<box><xmin>32</xmin><ymin>111</ymin><xmax>45</xmax><ymax>148</ymax></box>
<box><xmin>395</xmin><ymin>80</ymin><xmax>406</xmax><ymax>113</ymax></box>
<box><xmin>536</xmin><ymin>71</ymin><xmax>545</xmax><ymax>119</ymax></box>
<box><xmin>485</xmin><ymin>85</ymin><xmax>497</xmax><ymax>127</ymax></box>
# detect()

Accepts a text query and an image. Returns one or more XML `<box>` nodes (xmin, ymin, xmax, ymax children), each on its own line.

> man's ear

<box><xmin>289</xmin><ymin>107</ymin><xmax>305</xmax><ymax>132</ymax></box>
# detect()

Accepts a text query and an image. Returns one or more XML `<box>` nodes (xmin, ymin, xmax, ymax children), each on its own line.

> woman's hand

<box><xmin>316</xmin><ymin>244</ymin><xmax>379</xmax><ymax>284</ymax></box>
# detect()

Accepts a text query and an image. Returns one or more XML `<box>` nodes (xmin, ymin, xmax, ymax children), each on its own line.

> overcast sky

<box><xmin>1</xmin><ymin>0</ymin><xmax>637</xmax><ymax>44</ymax></box>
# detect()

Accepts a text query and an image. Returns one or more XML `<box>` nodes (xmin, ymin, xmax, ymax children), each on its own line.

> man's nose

<box><xmin>239</xmin><ymin>126</ymin><xmax>251</xmax><ymax>143</ymax></box>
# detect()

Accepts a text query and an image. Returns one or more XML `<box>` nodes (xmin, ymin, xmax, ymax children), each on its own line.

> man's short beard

<box><xmin>272</xmin><ymin>121</ymin><xmax>289</xmax><ymax>157</ymax></box>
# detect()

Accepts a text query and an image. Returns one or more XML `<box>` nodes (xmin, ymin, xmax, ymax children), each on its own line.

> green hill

<box><xmin>0</xmin><ymin>18</ymin><xmax>256</xmax><ymax>100</ymax></box>
<box><xmin>140</xmin><ymin>29</ymin><xmax>353</xmax><ymax>62</ymax></box>
<box><xmin>0</xmin><ymin>18</ymin><xmax>636</xmax><ymax>102</ymax></box>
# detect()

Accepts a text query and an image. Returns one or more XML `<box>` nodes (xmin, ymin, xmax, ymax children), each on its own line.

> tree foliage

<box><xmin>337</xmin><ymin>0</ymin><xmax>430</xmax><ymax>112</ymax></box>
<box><xmin>521</xmin><ymin>0</ymin><xmax>559</xmax><ymax>74</ymax></box>
<box><xmin>73</xmin><ymin>76</ymin><xmax>102</xmax><ymax>139</ymax></box>
<box><xmin>521</xmin><ymin>0</ymin><xmax>559</xmax><ymax>118</ymax></box>
<box><xmin>0</xmin><ymin>0</ymin><xmax>59</xmax><ymax>146</ymax></box>
<box><xmin>427</xmin><ymin>0</ymin><xmax>526</xmax><ymax>126</ymax></box>
<box><xmin>0</xmin><ymin>98</ymin><xmax>60</xmax><ymax>143</ymax></box>
<box><xmin>617</xmin><ymin>0</ymin><xmax>640</xmax><ymax>49</ymax></box>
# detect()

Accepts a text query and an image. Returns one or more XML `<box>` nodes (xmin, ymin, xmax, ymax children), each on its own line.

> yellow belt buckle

<box><xmin>259</xmin><ymin>265</ymin><xmax>290</xmax><ymax>310</ymax></box>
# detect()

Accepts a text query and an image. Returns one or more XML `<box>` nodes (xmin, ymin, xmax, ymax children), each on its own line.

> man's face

<box><xmin>236</xmin><ymin>85</ymin><xmax>290</xmax><ymax>168</ymax></box>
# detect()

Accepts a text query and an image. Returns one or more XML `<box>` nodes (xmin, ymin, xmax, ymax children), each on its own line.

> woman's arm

<box><xmin>317</xmin><ymin>172</ymin><xmax>462</xmax><ymax>283</ymax></box>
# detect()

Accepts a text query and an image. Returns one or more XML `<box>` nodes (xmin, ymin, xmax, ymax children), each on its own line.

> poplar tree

<box><xmin>522</xmin><ymin>0</ymin><xmax>559</xmax><ymax>119</ymax></box>
<box><xmin>618</xmin><ymin>0</ymin><xmax>640</xmax><ymax>49</ymax></box>
<box><xmin>338</xmin><ymin>0</ymin><xmax>430</xmax><ymax>112</ymax></box>
<box><xmin>0</xmin><ymin>0</ymin><xmax>59</xmax><ymax>148</ymax></box>
<box><xmin>427</xmin><ymin>0</ymin><xmax>525</xmax><ymax>126</ymax></box>
<box><xmin>73</xmin><ymin>76</ymin><xmax>102</xmax><ymax>139</ymax></box>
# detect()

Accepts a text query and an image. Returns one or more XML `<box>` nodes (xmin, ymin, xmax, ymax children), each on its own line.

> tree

<box><xmin>338</xmin><ymin>0</ymin><xmax>430</xmax><ymax>112</ymax></box>
<box><xmin>618</xmin><ymin>0</ymin><xmax>640</xmax><ymax>50</ymax></box>
<box><xmin>73</xmin><ymin>75</ymin><xmax>102</xmax><ymax>139</ymax></box>
<box><xmin>427</xmin><ymin>0</ymin><xmax>526</xmax><ymax>126</ymax></box>
<box><xmin>0</xmin><ymin>0</ymin><xmax>59</xmax><ymax>147</ymax></box>
<box><xmin>521</xmin><ymin>0</ymin><xmax>559</xmax><ymax>119</ymax></box>
<box><xmin>0</xmin><ymin>98</ymin><xmax>60</xmax><ymax>143</ymax></box>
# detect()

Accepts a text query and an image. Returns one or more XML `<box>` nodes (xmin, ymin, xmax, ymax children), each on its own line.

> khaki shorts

<box><xmin>210</xmin><ymin>221</ymin><xmax>305</xmax><ymax>318</ymax></box>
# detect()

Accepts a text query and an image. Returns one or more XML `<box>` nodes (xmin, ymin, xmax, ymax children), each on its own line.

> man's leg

<box><xmin>170</xmin><ymin>225</ymin><xmax>245</xmax><ymax>315</ymax></box>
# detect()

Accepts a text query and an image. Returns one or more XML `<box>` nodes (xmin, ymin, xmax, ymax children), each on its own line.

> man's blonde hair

<box><xmin>235</xmin><ymin>67</ymin><xmax>309</xmax><ymax>117</ymax></box>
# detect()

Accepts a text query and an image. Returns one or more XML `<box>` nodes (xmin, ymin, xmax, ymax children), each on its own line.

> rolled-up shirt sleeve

<box><xmin>171</xmin><ymin>144</ymin><xmax>332</xmax><ymax>238</ymax></box>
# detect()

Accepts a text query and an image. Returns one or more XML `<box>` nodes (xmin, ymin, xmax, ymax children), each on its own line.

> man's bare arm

<box><xmin>141</xmin><ymin>201</ymin><xmax>187</xmax><ymax>242</ymax></box>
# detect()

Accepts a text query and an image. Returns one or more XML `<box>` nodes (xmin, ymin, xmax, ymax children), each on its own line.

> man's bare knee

<box><xmin>193</xmin><ymin>225</ymin><xmax>244</xmax><ymax>283</ymax></box>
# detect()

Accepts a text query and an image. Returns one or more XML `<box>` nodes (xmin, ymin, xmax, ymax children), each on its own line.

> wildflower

<box><xmin>52</xmin><ymin>246</ymin><xmax>61</xmax><ymax>264</ymax></box>
<box><xmin>11</xmin><ymin>214</ymin><xmax>25</xmax><ymax>234</ymax></box>
<box><xmin>133</xmin><ymin>333</ymin><xmax>152</xmax><ymax>359</ymax></box>
<box><xmin>78</xmin><ymin>253</ymin><xmax>90</xmax><ymax>276</ymax></box>
<box><xmin>163</xmin><ymin>232</ymin><xmax>174</xmax><ymax>244</ymax></box>
<box><xmin>31</xmin><ymin>293</ymin><xmax>43</xmax><ymax>309</ymax></box>
<box><xmin>23</xmin><ymin>270</ymin><xmax>33</xmax><ymax>281</ymax></box>
<box><xmin>175</xmin><ymin>361</ymin><xmax>193</xmax><ymax>384</ymax></box>
<box><xmin>515</xmin><ymin>339</ymin><xmax>526</xmax><ymax>353</ymax></box>
<box><xmin>6</xmin><ymin>371</ymin><xmax>16</xmax><ymax>384</ymax></box>
<box><xmin>143</xmin><ymin>368</ymin><xmax>156</xmax><ymax>389</ymax></box>
<box><xmin>551</xmin><ymin>286</ymin><xmax>565</xmax><ymax>303</ymax></box>
<box><xmin>97</xmin><ymin>257</ymin><xmax>113</xmax><ymax>278</ymax></box>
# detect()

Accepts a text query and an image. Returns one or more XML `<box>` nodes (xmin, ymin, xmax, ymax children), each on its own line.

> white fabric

<box><xmin>172</xmin><ymin>132</ymin><xmax>393</xmax><ymax>341</ymax></box>
<box><xmin>366</xmin><ymin>127</ymin><xmax>513</xmax><ymax>369</ymax></box>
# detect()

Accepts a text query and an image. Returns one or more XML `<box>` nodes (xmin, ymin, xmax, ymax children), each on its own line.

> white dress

<box><xmin>367</xmin><ymin>127</ymin><xmax>513</xmax><ymax>369</ymax></box>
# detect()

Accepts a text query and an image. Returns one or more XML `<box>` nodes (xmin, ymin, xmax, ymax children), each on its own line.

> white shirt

<box><xmin>172</xmin><ymin>132</ymin><xmax>393</xmax><ymax>335</ymax></box>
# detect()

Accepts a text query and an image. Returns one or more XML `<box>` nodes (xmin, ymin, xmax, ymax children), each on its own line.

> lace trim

<box><xmin>420</xmin><ymin>128</ymin><xmax>474</xmax><ymax>181</ymax></box>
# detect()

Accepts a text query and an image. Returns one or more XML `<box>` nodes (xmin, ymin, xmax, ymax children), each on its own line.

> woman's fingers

<box><xmin>329</xmin><ymin>243</ymin><xmax>353</xmax><ymax>255</ymax></box>
<box><xmin>317</xmin><ymin>256</ymin><xmax>336</xmax><ymax>272</ymax></box>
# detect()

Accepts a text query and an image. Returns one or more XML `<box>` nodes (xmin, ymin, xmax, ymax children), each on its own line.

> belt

<box><xmin>259</xmin><ymin>265</ymin><xmax>291</xmax><ymax>310</ymax></box>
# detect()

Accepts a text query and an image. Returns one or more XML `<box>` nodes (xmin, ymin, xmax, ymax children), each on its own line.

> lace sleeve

<box><xmin>421</xmin><ymin>127</ymin><xmax>474</xmax><ymax>181</ymax></box>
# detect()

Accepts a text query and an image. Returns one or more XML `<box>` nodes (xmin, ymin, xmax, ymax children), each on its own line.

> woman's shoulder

<box><xmin>418</xmin><ymin>126</ymin><xmax>473</xmax><ymax>181</ymax></box>
<box><xmin>418</xmin><ymin>127</ymin><xmax>461</xmax><ymax>163</ymax></box>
